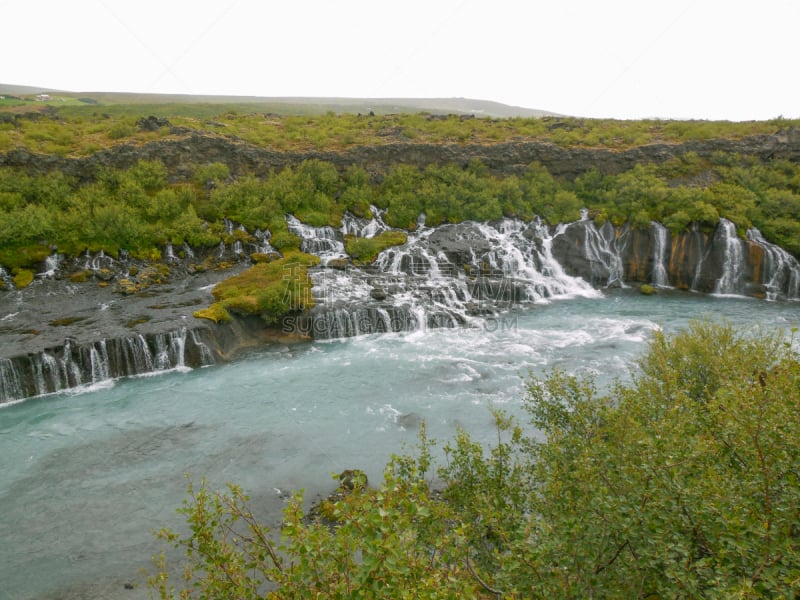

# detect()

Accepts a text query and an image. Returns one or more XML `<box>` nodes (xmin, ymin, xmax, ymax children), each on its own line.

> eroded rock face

<box><xmin>2</xmin><ymin>129</ymin><xmax>799</xmax><ymax>183</ymax></box>
<box><xmin>2</xmin><ymin>214</ymin><xmax>798</xmax><ymax>404</ymax></box>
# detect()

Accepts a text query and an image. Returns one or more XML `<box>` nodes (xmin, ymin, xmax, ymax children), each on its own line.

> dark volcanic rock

<box><xmin>2</xmin><ymin>129</ymin><xmax>799</xmax><ymax>184</ymax></box>
<box><xmin>136</xmin><ymin>115</ymin><xmax>171</xmax><ymax>131</ymax></box>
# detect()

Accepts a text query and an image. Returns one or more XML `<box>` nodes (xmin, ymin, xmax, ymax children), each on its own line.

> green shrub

<box><xmin>344</xmin><ymin>231</ymin><xmax>407</xmax><ymax>263</ymax></box>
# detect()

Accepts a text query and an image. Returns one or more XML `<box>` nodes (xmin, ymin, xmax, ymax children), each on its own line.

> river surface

<box><xmin>0</xmin><ymin>291</ymin><xmax>797</xmax><ymax>599</ymax></box>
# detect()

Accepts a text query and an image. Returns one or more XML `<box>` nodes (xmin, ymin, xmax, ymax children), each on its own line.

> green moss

<box><xmin>69</xmin><ymin>270</ymin><xmax>92</xmax><ymax>283</ymax></box>
<box><xmin>12</xmin><ymin>269</ymin><xmax>34</xmax><ymax>288</ymax></box>
<box><xmin>193</xmin><ymin>303</ymin><xmax>231</xmax><ymax>323</ymax></box>
<box><xmin>199</xmin><ymin>251</ymin><xmax>320</xmax><ymax>323</ymax></box>
<box><xmin>250</xmin><ymin>252</ymin><xmax>281</xmax><ymax>264</ymax></box>
<box><xmin>49</xmin><ymin>316</ymin><xmax>87</xmax><ymax>327</ymax></box>
<box><xmin>639</xmin><ymin>284</ymin><xmax>657</xmax><ymax>295</ymax></box>
<box><xmin>125</xmin><ymin>316</ymin><xmax>152</xmax><ymax>328</ymax></box>
<box><xmin>344</xmin><ymin>231</ymin><xmax>408</xmax><ymax>264</ymax></box>
<box><xmin>0</xmin><ymin>245</ymin><xmax>51</xmax><ymax>269</ymax></box>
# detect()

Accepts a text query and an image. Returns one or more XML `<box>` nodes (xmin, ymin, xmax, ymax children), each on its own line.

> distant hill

<box><xmin>0</xmin><ymin>83</ymin><xmax>559</xmax><ymax>118</ymax></box>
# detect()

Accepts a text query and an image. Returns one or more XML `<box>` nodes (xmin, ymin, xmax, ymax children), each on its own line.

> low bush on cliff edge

<box><xmin>150</xmin><ymin>322</ymin><xmax>800</xmax><ymax>598</ymax></box>
<box><xmin>194</xmin><ymin>251</ymin><xmax>319</xmax><ymax>324</ymax></box>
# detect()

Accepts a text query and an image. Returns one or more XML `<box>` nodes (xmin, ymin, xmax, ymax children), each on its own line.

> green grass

<box><xmin>344</xmin><ymin>231</ymin><xmax>408</xmax><ymax>264</ymax></box>
<box><xmin>195</xmin><ymin>251</ymin><xmax>320</xmax><ymax>324</ymax></box>
<box><xmin>2</xmin><ymin>101</ymin><xmax>797</xmax><ymax>157</ymax></box>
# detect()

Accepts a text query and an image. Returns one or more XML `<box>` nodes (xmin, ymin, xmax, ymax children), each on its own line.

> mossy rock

<box><xmin>193</xmin><ymin>302</ymin><xmax>231</xmax><ymax>323</ymax></box>
<box><xmin>125</xmin><ymin>316</ymin><xmax>152</xmax><ymax>328</ymax></box>
<box><xmin>344</xmin><ymin>231</ymin><xmax>407</xmax><ymax>264</ymax></box>
<box><xmin>128</xmin><ymin>266</ymin><xmax>139</xmax><ymax>277</ymax></box>
<box><xmin>251</xmin><ymin>252</ymin><xmax>281</xmax><ymax>264</ymax></box>
<box><xmin>639</xmin><ymin>284</ymin><xmax>657</xmax><ymax>295</ymax></box>
<box><xmin>326</xmin><ymin>258</ymin><xmax>350</xmax><ymax>270</ymax></box>
<box><xmin>12</xmin><ymin>269</ymin><xmax>34</xmax><ymax>288</ymax></box>
<box><xmin>95</xmin><ymin>268</ymin><xmax>115</xmax><ymax>281</ymax></box>
<box><xmin>196</xmin><ymin>252</ymin><xmax>319</xmax><ymax>324</ymax></box>
<box><xmin>69</xmin><ymin>270</ymin><xmax>92</xmax><ymax>283</ymax></box>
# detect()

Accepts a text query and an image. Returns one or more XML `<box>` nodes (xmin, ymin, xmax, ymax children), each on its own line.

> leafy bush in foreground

<box><xmin>150</xmin><ymin>322</ymin><xmax>800</xmax><ymax>598</ymax></box>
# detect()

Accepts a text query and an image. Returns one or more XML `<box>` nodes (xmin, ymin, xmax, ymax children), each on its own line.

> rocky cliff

<box><xmin>3</xmin><ymin>129</ymin><xmax>800</xmax><ymax>182</ymax></box>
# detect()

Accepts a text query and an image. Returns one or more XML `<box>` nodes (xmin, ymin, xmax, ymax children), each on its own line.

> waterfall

<box><xmin>30</xmin><ymin>353</ymin><xmax>61</xmax><ymax>396</ymax></box>
<box><xmin>650</xmin><ymin>222</ymin><xmax>670</xmax><ymax>287</ymax></box>
<box><xmin>164</xmin><ymin>243</ymin><xmax>175</xmax><ymax>261</ymax></box>
<box><xmin>60</xmin><ymin>338</ymin><xmax>83</xmax><ymax>389</ymax></box>
<box><xmin>41</xmin><ymin>253</ymin><xmax>63</xmax><ymax>278</ymax></box>
<box><xmin>253</xmin><ymin>229</ymin><xmax>275</xmax><ymax>254</ymax></box>
<box><xmin>307</xmin><ymin>217</ymin><xmax>599</xmax><ymax>340</ymax></box>
<box><xmin>189</xmin><ymin>329</ymin><xmax>215</xmax><ymax>365</ymax></box>
<box><xmin>580</xmin><ymin>221</ymin><xmax>626</xmax><ymax>287</ymax></box>
<box><xmin>83</xmin><ymin>249</ymin><xmax>115</xmax><ymax>272</ymax></box>
<box><xmin>286</xmin><ymin>215</ymin><xmax>346</xmax><ymax>263</ymax></box>
<box><xmin>182</xmin><ymin>243</ymin><xmax>195</xmax><ymax>259</ymax></box>
<box><xmin>89</xmin><ymin>340</ymin><xmax>111</xmax><ymax>384</ymax></box>
<box><xmin>340</xmin><ymin>206</ymin><xmax>390</xmax><ymax>239</ymax></box>
<box><xmin>747</xmin><ymin>228</ymin><xmax>800</xmax><ymax>300</ymax></box>
<box><xmin>0</xmin><ymin>358</ymin><xmax>23</xmax><ymax>402</ymax></box>
<box><xmin>713</xmin><ymin>219</ymin><xmax>745</xmax><ymax>295</ymax></box>
<box><xmin>233</xmin><ymin>240</ymin><xmax>244</xmax><ymax>257</ymax></box>
<box><xmin>153</xmin><ymin>328</ymin><xmax>187</xmax><ymax>370</ymax></box>
<box><xmin>126</xmin><ymin>335</ymin><xmax>155</xmax><ymax>373</ymax></box>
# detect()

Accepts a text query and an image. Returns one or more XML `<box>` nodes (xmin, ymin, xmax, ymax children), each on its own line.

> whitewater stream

<box><xmin>0</xmin><ymin>291</ymin><xmax>798</xmax><ymax>599</ymax></box>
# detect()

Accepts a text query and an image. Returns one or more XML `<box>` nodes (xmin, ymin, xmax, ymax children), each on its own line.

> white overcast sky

<box><xmin>3</xmin><ymin>0</ymin><xmax>798</xmax><ymax>120</ymax></box>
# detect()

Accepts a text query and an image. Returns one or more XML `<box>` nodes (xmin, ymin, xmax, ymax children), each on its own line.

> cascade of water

<box><xmin>286</xmin><ymin>215</ymin><xmax>346</xmax><ymax>263</ymax></box>
<box><xmin>182</xmin><ymin>243</ymin><xmax>195</xmax><ymax>260</ymax></box>
<box><xmin>30</xmin><ymin>352</ymin><xmax>61</xmax><ymax>396</ymax></box>
<box><xmin>309</xmin><ymin>217</ymin><xmax>600</xmax><ymax>340</ymax></box>
<box><xmin>41</xmin><ymin>253</ymin><xmax>63</xmax><ymax>278</ymax></box>
<box><xmin>340</xmin><ymin>206</ymin><xmax>391</xmax><ymax>239</ymax></box>
<box><xmin>89</xmin><ymin>340</ymin><xmax>110</xmax><ymax>383</ymax></box>
<box><xmin>0</xmin><ymin>265</ymin><xmax>11</xmax><ymax>287</ymax></box>
<box><xmin>0</xmin><ymin>358</ymin><xmax>23</xmax><ymax>402</ymax></box>
<box><xmin>216</xmin><ymin>241</ymin><xmax>226</xmax><ymax>259</ymax></box>
<box><xmin>164</xmin><ymin>243</ymin><xmax>177</xmax><ymax>262</ymax></box>
<box><xmin>747</xmin><ymin>228</ymin><xmax>800</xmax><ymax>300</ymax></box>
<box><xmin>154</xmin><ymin>328</ymin><xmax>188</xmax><ymax>370</ymax></box>
<box><xmin>650</xmin><ymin>222</ymin><xmax>670</xmax><ymax>287</ymax></box>
<box><xmin>189</xmin><ymin>329</ymin><xmax>215</xmax><ymax>365</ymax></box>
<box><xmin>125</xmin><ymin>335</ymin><xmax>155</xmax><ymax>374</ymax></box>
<box><xmin>253</xmin><ymin>229</ymin><xmax>275</xmax><ymax>254</ymax></box>
<box><xmin>580</xmin><ymin>221</ymin><xmax>626</xmax><ymax>287</ymax></box>
<box><xmin>713</xmin><ymin>219</ymin><xmax>745</xmax><ymax>295</ymax></box>
<box><xmin>82</xmin><ymin>249</ymin><xmax>115</xmax><ymax>272</ymax></box>
<box><xmin>233</xmin><ymin>240</ymin><xmax>244</xmax><ymax>257</ymax></box>
<box><xmin>59</xmin><ymin>338</ymin><xmax>83</xmax><ymax>389</ymax></box>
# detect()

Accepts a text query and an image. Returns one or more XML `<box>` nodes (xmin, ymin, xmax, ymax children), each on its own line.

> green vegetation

<box><xmin>1</xmin><ymin>145</ymin><xmax>799</xmax><ymax>272</ymax></box>
<box><xmin>1</xmin><ymin>105</ymin><xmax>799</xmax><ymax>270</ymax></box>
<box><xmin>639</xmin><ymin>283</ymin><xmax>657</xmax><ymax>295</ymax></box>
<box><xmin>344</xmin><ymin>231</ymin><xmax>408</xmax><ymax>264</ymax></box>
<box><xmin>194</xmin><ymin>251</ymin><xmax>319</xmax><ymax>324</ymax></box>
<box><xmin>2</xmin><ymin>101</ymin><xmax>798</xmax><ymax>156</ymax></box>
<box><xmin>150</xmin><ymin>322</ymin><xmax>800</xmax><ymax>598</ymax></box>
<box><xmin>12</xmin><ymin>269</ymin><xmax>34</xmax><ymax>288</ymax></box>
